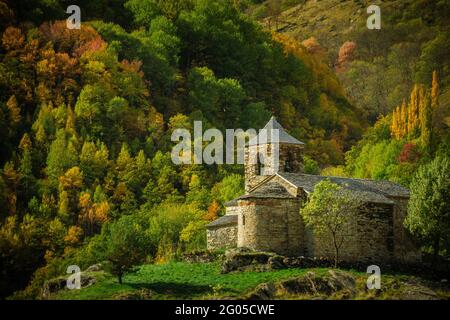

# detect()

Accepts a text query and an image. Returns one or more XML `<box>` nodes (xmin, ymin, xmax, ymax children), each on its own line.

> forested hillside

<box><xmin>0</xmin><ymin>0</ymin><xmax>448</xmax><ymax>300</ymax></box>
<box><xmin>249</xmin><ymin>0</ymin><xmax>450</xmax><ymax>122</ymax></box>
<box><xmin>0</xmin><ymin>0</ymin><xmax>364</xmax><ymax>298</ymax></box>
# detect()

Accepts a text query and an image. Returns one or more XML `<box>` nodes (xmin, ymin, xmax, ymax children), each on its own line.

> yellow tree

<box><xmin>391</xmin><ymin>106</ymin><xmax>401</xmax><ymax>139</ymax></box>
<box><xmin>6</xmin><ymin>95</ymin><xmax>21</xmax><ymax>126</ymax></box>
<box><xmin>408</xmin><ymin>85</ymin><xmax>424</xmax><ymax>137</ymax></box>
<box><xmin>78</xmin><ymin>192</ymin><xmax>95</xmax><ymax>236</ymax></box>
<box><xmin>78</xmin><ymin>192</ymin><xmax>109</xmax><ymax>237</ymax></box>
<box><xmin>431</xmin><ymin>70</ymin><xmax>439</xmax><ymax>109</ymax></box>
<box><xmin>203</xmin><ymin>200</ymin><xmax>220</xmax><ymax>222</ymax></box>
<box><xmin>419</xmin><ymin>91</ymin><xmax>432</xmax><ymax>147</ymax></box>
<box><xmin>400</xmin><ymin>99</ymin><xmax>408</xmax><ymax>138</ymax></box>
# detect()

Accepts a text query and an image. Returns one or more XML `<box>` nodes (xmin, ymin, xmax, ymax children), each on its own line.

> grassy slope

<box><xmin>53</xmin><ymin>262</ymin><xmax>335</xmax><ymax>300</ymax></box>
<box><xmin>51</xmin><ymin>261</ymin><xmax>450</xmax><ymax>300</ymax></box>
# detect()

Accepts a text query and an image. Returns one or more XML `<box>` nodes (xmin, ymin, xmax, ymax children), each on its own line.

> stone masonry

<box><xmin>206</xmin><ymin>117</ymin><xmax>421</xmax><ymax>264</ymax></box>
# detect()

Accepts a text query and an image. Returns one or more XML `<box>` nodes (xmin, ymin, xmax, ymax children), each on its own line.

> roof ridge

<box><xmin>248</xmin><ymin>116</ymin><xmax>305</xmax><ymax>146</ymax></box>
<box><xmin>277</xmin><ymin>172</ymin><xmax>409</xmax><ymax>200</ymax></box>
<box><xmin>279</xmin><ymin>171</ymin><xmax>407</xmax><ymax>187</ymax></box>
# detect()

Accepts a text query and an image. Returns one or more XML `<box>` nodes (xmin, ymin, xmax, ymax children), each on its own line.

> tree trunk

<box><xmin>334</xmin><ymin>246</ymin><xmax>339</xmax><ymax>268</ymax></box>
<box><xmin>118</xmin><ymin>272</ymin><xmax>122</xmax><ymax>284</ymax></box>
<box><xmin>332</xmin><ymin>232</ymin><xmax>339</xmax><ymax>268</ymax></box>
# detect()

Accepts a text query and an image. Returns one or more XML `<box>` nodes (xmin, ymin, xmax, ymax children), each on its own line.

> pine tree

<box><xmin>19</xmin><ymin>133</ymin><xmax>32</xmax><ymax>151</ymax></box>
<box><xmin>46</xmin><ymin>129</ymin><xmax>78</xmax><ymax>189</ymax></box>
<box><xmin>58</xmin><ymin>190</ymin><xmax>70</xmax><ymax>222</ymax></box>
<box><xmin>116</xmin><ymin>143</ymin><xmax>133</xmax><ymax>175</ymax></box>
<box><xmin>6</xmin><ymin>95</ymin><xmax>21</xmax><ymax>125</ymax></box>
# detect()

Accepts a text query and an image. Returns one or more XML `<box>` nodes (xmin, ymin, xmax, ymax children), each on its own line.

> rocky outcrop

<box><xmin>246</xmin><ymin>270</ymin><xmax>357</xmax><ymax>299</ymax></box>
<box><xmin>41</xmin><ymin>273</ymin><xmax>97</xmax><ymax>299</ymax></box>
<box><xmin>222</xmin><ymin>248</ymin><xmax>339</xmax><ymax>273</ymax></box>
<box><xmin>182</xmin><ymin>251</ymin><xmax>220</xmax><ymax>263</ymax></box>
<box><xmin>85</xmin><ymin>263</ymin><xmax>105</xmax><ymax>272</ymax></box>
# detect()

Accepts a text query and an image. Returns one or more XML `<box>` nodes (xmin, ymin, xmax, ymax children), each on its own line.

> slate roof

<box><xmin>224</xmin><ymin>199</ymin><xmax>239</xmax><ymax>207</ymax></box>
<box><xmin>248</xmin><ymin>116</ymin><xmax>305</xmax><ymax>146</ymax></box>
<box><xmin>206</xmin><ymin>214</ymin><xmax>238</xmax><ymax>229</ymax></box>
<box><xmin>238</xmin><ymin>181</ymin><xmax>296</xmax><ymax>200</ymax></box>
<box><xmin>277</xmin><ymin>172</ymin><xmax>410</xmax><ymax>204</ymax></box>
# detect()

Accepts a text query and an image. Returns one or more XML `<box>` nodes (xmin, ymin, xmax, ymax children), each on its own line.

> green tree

<box><xmin>185</xmin><ymin>174</ymin><xmax>210</xmax><ymax>210</ymax></box>
<box><xmin>211</xmin><ymin>174</ymin><xmax>244</xmax><ymax>204</ymax></box>
<box><xmin>46</xmin><ymin>129</ymin><xmax>78</xmax><ymax>189</ymax></box>
<box><xmin>303</xmin><ymin>155</ymin><xmax>320</xmax><ymax>175</ymax></box>
<box><xmin>301</xmin><ymin>179</ymin><xmax>362</xmax><ymax>267</ymax></box>
<box><xmin>187</xmin><ymin>66</ymin><xmax>246</xmax><ymax>128</ymax></box>
<box><xmin>104</xmin><ymin>214</ymin><xmax>153</xmax><ymax>284</ymax></box>
<box><xmin>405</xmin><ymin>155</ymin><xmax>450</xmax><ymax>258</ymax></box>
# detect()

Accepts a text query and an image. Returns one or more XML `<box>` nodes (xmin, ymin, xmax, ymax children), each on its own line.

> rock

<box><xmin>400</xmin><ymin>280</ymin><xmax>440</xmax><ymax>300</ymax></box>
<box><xmin>41</xmin><ymin>277</ymin><xmax>66</xmax><ymax>298</ymax></box>
<box><xmin>41</xmin><ymin>272</ymin><xmax>97</xmax><ymax>299</ymax></box>
<box><xmin>268</xmin><ymin>255</ymin><xmax>285</xmax><ymax>270</ymax></box>
<box><xmin>325</xmin><ymin>270</ymin><xmax>356</xmax><ymax>294</ymax></box>
<box><xmin>279</xmin><ymin>272</ymin><xmax>317</xmax><ymax>295</ymax></box>
<box><xmin>80</xmin><ymin>273</ymin><xmax>97</xmax><ymax>288</ymax></box>
<box><xmin>221</xmin><ymin>250</ymin><xmax>341</xmax><ymax>273</ymax></box>
<box><xmin>222</xmin><ymin>249</ymin><xmax>275</xmax><ymax>273</ymax></box>
<box><xmin>245</xmin><ymin>271</ymin><xmax>358</xmax><ymax>300</ymax></box>
<box><xmin>183</xmin><ymin>251</ymin><xmax>218</xmax><ymax>263</ymax></box>
<box><xmin>246</xmin><ymin>283</ymin><xmax>277</xmax><ymax>300</ymax></box>
<box><xmin>224</xmin><ymin>247</ymin><xmax>252</xmax><ymax>259</ymax></box>
<box><xmin>86</xmin><ymin>263</ymin><xmax>103</xmax><ymax>272</ymax></box>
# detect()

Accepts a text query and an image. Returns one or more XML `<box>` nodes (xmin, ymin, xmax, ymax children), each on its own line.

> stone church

<box><xmin>206</xmin><ymin>117</ymin><xmax>420</xmax><ymax>264</ymax></box>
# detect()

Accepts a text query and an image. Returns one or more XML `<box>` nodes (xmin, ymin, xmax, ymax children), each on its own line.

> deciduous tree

<box><xmin>301</xmin><ymin>179</ymin><xmax>362</xmax><ymax>267</ymax></box>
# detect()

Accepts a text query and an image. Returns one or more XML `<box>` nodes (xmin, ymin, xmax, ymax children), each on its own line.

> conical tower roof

<box><xmin>248</xmin><ymin>116</ymin><xmax>305</xmax><ymax>146</ymax></box>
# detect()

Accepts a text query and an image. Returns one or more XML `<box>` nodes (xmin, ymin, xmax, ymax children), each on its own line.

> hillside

<box><xmin>0</xmin><ymin>0</ymin><xmax>367</xmax><ymax>299</ymax></box>
<box><xmin>0</xmin><ymin>0</ymin><xmax>449</xmax><ymax>302</ymax></box>
<box><xmin>248</xmin><ymin>0</ymin><xmax>450</xmax><ymax>122</ymax></box>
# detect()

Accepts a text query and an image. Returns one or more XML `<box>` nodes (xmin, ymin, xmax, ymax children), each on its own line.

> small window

<box><xmin>242</xmin><ymin>214</ymin><xmax>245</xmax><ymax>226</ymax></box>
<box><xmin>256</xmin><ymin>154</ymin><xmax>264</xmax><ymax>175</ymax></box>
<box><xmin>284</xmin><ymin>151</ymin><xmax>293</xmax><ymax>172</ymax></box>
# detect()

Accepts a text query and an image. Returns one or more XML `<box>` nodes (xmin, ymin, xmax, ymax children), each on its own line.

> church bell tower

<box><xmin>244</xmin><ymin>116</ymin><xmax>305</xmax><ymax>192</ymax></box>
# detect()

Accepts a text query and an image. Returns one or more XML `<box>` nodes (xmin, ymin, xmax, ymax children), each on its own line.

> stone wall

<box><xmin>244</xmin><ymin>143</ymin><xmax>303</xmax><ymax>192</ymax></box>
<box><xmin>304</xmin><ymin>203</ymin><xmax>395</xmax><ymax>264</ymax></box>
<box><xmin>226</xmin><ymin>206</ymin><xmax>240</xmax><ymax>215</ymax></box>
<box><xmin>207</xmin><ymin>225</ymin><xmax>238</xmax><ymax>250</ymax></box>
<box><xmin>272</xmin><ymin>174</ymin><xmax>300</xmax><ymax>197</ymax></box>
<box><xmin>237</xmin><ymin>198</ymin><xmax>304</xmax><ymax>256</ymax></box>
<box><xmin>392</xmin><ymin>198</ymin><xmax>421</xmax><ymax>263</ymax></box>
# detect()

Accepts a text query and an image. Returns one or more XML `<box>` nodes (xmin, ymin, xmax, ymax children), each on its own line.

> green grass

<box><xmin>54</xmin><ymin>261</ymin><xmax>341</xmax><ymax>300</ymax></box>
<box><xmin>52</xmin><ymin>261</ymin><xmax>449</xmax><ymax>300</ymax></box>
